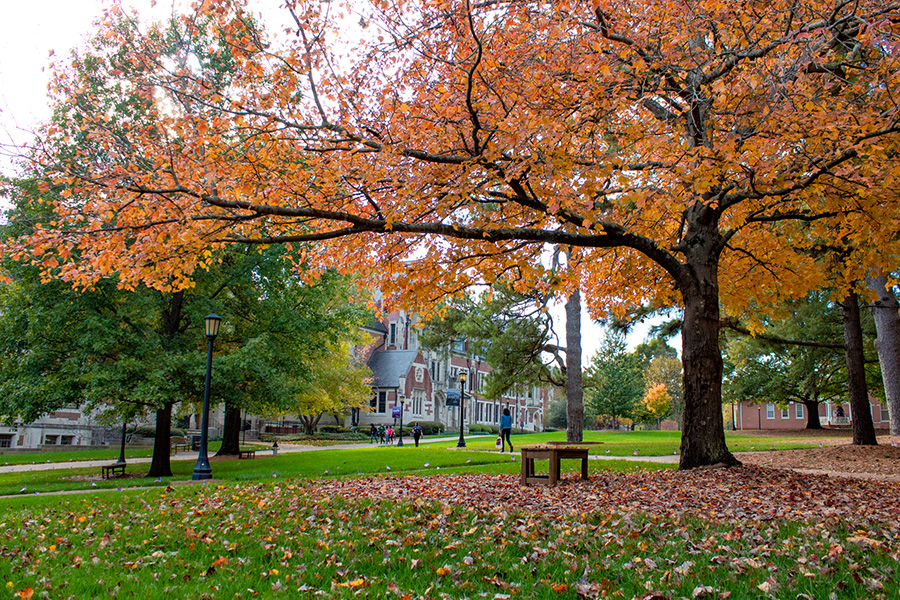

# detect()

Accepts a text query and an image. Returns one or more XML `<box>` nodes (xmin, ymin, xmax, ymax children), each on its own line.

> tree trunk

<box><xmin>840</xmin><ymin>291</ymin><xmax>878</xmax><ymax>445</ymax></box>
<box><xmin>148</xmin><ymin>402</ymin><xmax>173</xmax><ymax>477</ymax></box>
<box><xmin>679</xmin><ymin>289</ymin><xmax>738</xmax><ymax>468</ymax></box>
<box><xmin>866</xmin><ymin>274</ymin><xmax>900</xmax><ymax>436</ymax></box>
<box><xmin>216</xmin><ymin>401</ymin><xmax>242</xmax><ymax>455</ymax></box>
<box><xmin>803</xmin><ymin>399</ymin><xmax>822</xmax><ymax>429</ymax></box>
<box><xmin>676</xmin><ymin>205</ymin><xmax>738</xmax><ymax>469</ymax></box>
<box><xmin>565</xmin><ymin>288</ymin><xmax>584</xmax><ymax>442</ymax></box>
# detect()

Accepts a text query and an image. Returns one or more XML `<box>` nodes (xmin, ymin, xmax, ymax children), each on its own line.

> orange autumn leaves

<box><xmin>2</xmin><ymin>0</ymin><xmax>893</xmax><ymax>315</ymax></box>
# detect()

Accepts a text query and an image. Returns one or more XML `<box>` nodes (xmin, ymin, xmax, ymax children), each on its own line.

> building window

<box><xmin>61</xmin><ymin>435</ymin><xmax>74</xmax><ymax>445</ymax></box>
<box><xmin>370</xmin><ymin>391</ymin><xmax>388</xmax><ymax>413</ymax></box>
<box><xmin>389</xmin><ymin>323</ymin><xmax>397</xmax><ymax>346</ymax></box>
<box><xmin>881</xmin><ymin>403</ymin><xmax>890</xmax><ymax>422</ymax></box>
<box><xmin>44</xmin><ymin>435</ymin><xmax>59</xmax><ymax>445</ymax></box>
<box><xmin>766</xmin><ymin>404</ymin><xmax>775</xmax><ymax>419</ymax></box>
<box><xmin>780</xmin><ymin>407</ymin><xmax>789</xmax><ymax>419</ymax></box>
<box><xmin>796</xmin><ymin>403</ymin><xmax>804</xmax><ymax>419</ymax></box>
<box><xmin>412</xmin><ymin>389</ymin><xmax>425</xmax><ymax>416</ymax></box>
<box><xmin>0</xmin><ymin>434</ymin><xmax>12</xmax><ymax>448</ymax></box>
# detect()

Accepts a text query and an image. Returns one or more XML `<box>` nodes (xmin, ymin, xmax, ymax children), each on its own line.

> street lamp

<box><xmin>117</xmin><ymin>420</ymin><xmax>128</xmax><ymax>465</ymax></box>
<box><xmin>397</xmin><ymin>397</ymin><xmax>405</xmax><ymax>447</ymax></box>
<box><xmin>192</xmin><ymin>312</ymin><xmax>221</xmax><ymax>481</ymax></box>
<box><xmin>457</xmin><ymin>371</ymin><xmax>467</xmax><ymax>448</ymax></box>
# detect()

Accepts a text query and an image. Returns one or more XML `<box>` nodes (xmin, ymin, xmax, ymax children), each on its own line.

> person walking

<box><xmin>499</xmin><ymin>408</ymin><xmax>513</xmax><ymax>452</ymax></box>
<box><xmin>386</xmin><ymin>425</ymin><xmax>395</xmax><ymax>445</ymax></box>
<box><xmin>369</xmin><ymin>423</ymin><xmax>378</xmax><ymax>444</ymax></box>
<box><xmin>378</xmin><ymin>424</ymin><xmax>386</xmax><ymax>444</ymax></box>
<box><xmin>412</xmin><ymin>424</ymin><xmax>423</xmax><ymax>447</ymax></box>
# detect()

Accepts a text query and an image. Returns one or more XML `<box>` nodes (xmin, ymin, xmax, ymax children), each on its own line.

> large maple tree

<box><xmin>8</xmin><ymin>0</ymin><xmax>900</xmax><ymax>468</ymax></box>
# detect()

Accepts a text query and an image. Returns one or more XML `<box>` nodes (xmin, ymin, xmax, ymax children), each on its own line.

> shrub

<box><xmin>407</xmin><ymin>421</ymin><xmax>444</xmax><ymax>436</ymax></box>
<box><xmin>127</xmin><ymin>426</ymin><xmax>157</xmax><ymax>438</ymax></box>
<box><xmin>468</xmin><ymin>424</ymin><xmax>499</xmax><ymax>434</ymax></box>
<box><xmin>319</xmin><ymin>425</ymin><xmax>355</xmax><ymax>434</ymax></box>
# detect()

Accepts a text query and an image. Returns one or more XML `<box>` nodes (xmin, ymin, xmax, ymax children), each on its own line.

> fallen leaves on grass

<box><xmin>303</xmin><ymin>466</ymin><xmax>900</xmax><ymax>525</ymax></box>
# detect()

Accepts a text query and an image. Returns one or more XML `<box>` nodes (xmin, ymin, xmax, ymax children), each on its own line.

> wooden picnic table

<box><xmin>520</xmin><ymin>444</ymin><xmax>590</xmax><ymax>486</ymax></box>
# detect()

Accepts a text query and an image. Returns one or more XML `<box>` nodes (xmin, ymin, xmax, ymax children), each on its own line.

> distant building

<box><xmin>731</xmin><ymin>398</ymin><xmax>891</xmax><ymax>430</ymax></box>
<box><xmin>0</xmin><ymin>408</ymin><xmax>120</xmax><ymax>450</ymax></box>
<box><xmin>351</xmin><ymin>308</ymin><xmax>552</xmax><ymax>432</ymax></box>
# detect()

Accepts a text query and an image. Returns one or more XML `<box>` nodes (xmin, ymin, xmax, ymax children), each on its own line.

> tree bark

<box><xmin>840</xmin><ymin>291</ymin><xmax>878</xmax><ymax>445</ymax></box>
<box><xmin>866</xmin><ymin>274</ymin><xmax>900</xmax><ymax>436</ymax></box>
<box><xmin>803</xmin><ymin>399</ymin><xmax>823</xmax><ymax>429</ymax></box>
<box><xmin>676</xmin><ymin>205</ymin><xmax>738</xmax><ymax>469</ymax></box>
<box><xmin>148</xmin><ymin>402</ymin><xmax>173</xmax><ymax>477</ymax></box>
<box><xmin>565</xmin><ymin>288</ymin><xmax>584</xmax><ymax>442</ymax></box>
<box><xmin>216</xmin><ymin>401</ymin><xmax>242</xmax><ymax>455</ymax></box>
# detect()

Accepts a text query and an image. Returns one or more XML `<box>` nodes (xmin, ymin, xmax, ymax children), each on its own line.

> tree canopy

<box><xmin>6</xmin><ymin>0</ymin><xmax>900</xmax><ymax>467</ymax></box>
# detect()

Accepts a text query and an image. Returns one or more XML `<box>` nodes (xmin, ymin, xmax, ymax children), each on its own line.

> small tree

<box><xmin>643</xmin><ymin>384</ymin><xmax>672</xmax><ymax>427</ymax></box>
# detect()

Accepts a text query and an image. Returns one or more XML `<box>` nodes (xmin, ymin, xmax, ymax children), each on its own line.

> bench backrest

<box><xmin>170</xmin><ymin>436</ymin><xmax>187</xmax><ymax>445</ymax></box>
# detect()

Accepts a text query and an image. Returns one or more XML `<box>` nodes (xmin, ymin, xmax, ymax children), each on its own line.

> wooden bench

<box><xmin>238</xmin><ymin>449</ymin><xmax>256</xmax><ymax>460</ymax></box>
<box><xmin>170</xmin><ymin>436</ymin><xmax>190</xmax><ymax>455</ymax></box>
<box><xmin>521</xmin><ymin>445</ymin><xmax>589</xmax><ymax>486</ymax></box>
<box><xmin>101</xmin><ymin>462</ymin><xmax>126</xmax><ymax>479</ymax></box>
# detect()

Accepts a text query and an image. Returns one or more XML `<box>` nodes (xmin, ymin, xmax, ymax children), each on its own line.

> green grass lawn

<box><xmin>0</xmin><ymin>432</ymin><xmax>895</xmax><ymax>599</ymax></box>
<box><xmin>1</xmin><ymin>472</ymin><xmax>895</xmax><ymax>600</ymax></box>
<box><xmin>0</xmin><ymin>444</ymin><xmax>672</xmax><ymax>497</ymax></box>
<box><xmin>0</xmin><ymin>441</ymin><xmax>226</xmax><ymax>466</ymax></box>
<box><xmin>425</xmin><ymin>429</ymin><xmax>834</xmax><ymax>456</ymax></box>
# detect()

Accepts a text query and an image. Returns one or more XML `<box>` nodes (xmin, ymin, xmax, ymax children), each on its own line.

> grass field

<box><xmin>1</xmin><ymin>430</ymin><xmax>895</xmax><ymax>599</ymax></box>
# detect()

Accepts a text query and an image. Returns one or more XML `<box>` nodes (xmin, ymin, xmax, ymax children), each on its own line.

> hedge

<box><xmin>407</xmin><ymin>421</ymin><xmax>445</xmax><ymax>436</ymax></box>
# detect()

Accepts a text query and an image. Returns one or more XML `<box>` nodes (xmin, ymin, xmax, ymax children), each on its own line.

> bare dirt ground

<box><xmin>733</xmin><ymin>431</ymin><xmax>900</xmax><ymax>481</ymax></box>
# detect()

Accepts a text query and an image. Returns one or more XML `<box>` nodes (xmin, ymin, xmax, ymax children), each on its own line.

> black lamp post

<box><xmin>397</xmin><ymin>397</ymin><xmax>405</xmax><ymax>447</ymax></box>
<box><xmin>192</xmin><ymin>313</ymin><xmax>221</xmax><ymax>481</ymax></box>
<box><xmin>758</xmin><ymin>406</ymin><xmax>762</xmax><ymax>430</ymax></box>
<box><xmin>457</xmin><ymin>371</ymin><xmax>467</xmax><ymax>448</ymax></box>
<box><xmin>117</xmin><ymin>420</ymin><xmax>128</xmax><ymax>465</ymax></box>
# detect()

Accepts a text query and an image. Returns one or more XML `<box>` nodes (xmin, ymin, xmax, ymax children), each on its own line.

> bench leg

<box><xmin>581</xmin><ymin>457</ymin><xmax>589</xmax><ymax>480</ymax></box>
<box><xmin>550</xmin><ymin>453</ymin><xmax>559</xmax><ymax>486</ymax></box>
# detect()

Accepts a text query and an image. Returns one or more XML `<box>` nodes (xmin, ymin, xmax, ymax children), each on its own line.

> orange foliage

<box><xmin>6</xmin><ymin>0</ymin><xmax>900</xmax><ymax>466</ymax></box>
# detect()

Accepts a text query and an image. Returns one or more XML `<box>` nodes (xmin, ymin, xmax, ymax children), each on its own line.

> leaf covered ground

<box><xmin>3</xmin><ymin>466</ymin><xmax>898</xmax><ymax>600</ymax></box>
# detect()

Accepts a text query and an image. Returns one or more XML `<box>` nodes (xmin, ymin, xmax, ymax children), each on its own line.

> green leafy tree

<box><xmin>421</xmin><ymin>285</ymin><xmax>562</xmax><ymax>398</ymax></box>
<box><xmin>0</xmin><ymin>179</ymin><xmax>369</xmax><ymax>473</ymax></box>
<box><xmin>722</xmin><ymin>292</ymin><xmax>880</xmax><ymax>429</ymax></box>
<box><xmin>584</xmin><ymin>331</ymin><xmax>644</xmax><ymax>427</ymax></box>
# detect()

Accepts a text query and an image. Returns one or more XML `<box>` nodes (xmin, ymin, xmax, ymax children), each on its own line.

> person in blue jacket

<box><xmin>499</xmin><ymin>408</ymin><xmax>513</xmax><ymax>452</ymax></box>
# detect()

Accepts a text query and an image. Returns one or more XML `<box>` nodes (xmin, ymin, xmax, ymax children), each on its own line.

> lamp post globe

<box><xmin>457</xmin><ymin>371</ymin><xmax>467</xmax><ymax>448</ymax></box>
<box><xmin>192</xmin><ymin>313</ymin><xmax>221</xmax><ymax>481</ymax></box>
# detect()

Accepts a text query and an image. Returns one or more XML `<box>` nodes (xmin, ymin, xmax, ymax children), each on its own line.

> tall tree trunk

<box><xmin>565</xmin><ymin>288</ymin><xmax>584</xmax><ymax>442</ymax></box>
<box><xmin>677</xmin><ymin>206</ymin><xmax>738</xmax><ymax>469</ymax></box>
<box><xmin>216</xmin><ymin>401</ymin><xmax>242</xmax><ymax>455</ymax></box>
<box><xmin>841</xmin><ymin>291</ymin><xmax>878</xmax><ymax>445</ymax></box>
<box><xmin>679</xmin><ymin>288</ymin><xmax>738</xmax><ymax>468</ymax></box>
<box><xmin>866</xmin><ymin>274</ymin><xmax>900</xmax><ymax>435</ymax></box>
<box><xmin>148</xmin><ymin>402</ymin><xmax>173</xmax><ymax>477</ymax></box>
<box><xmin>803</xmin><ymin>399</ymin><xmax>823</xmax><ymax>429</ymax></box>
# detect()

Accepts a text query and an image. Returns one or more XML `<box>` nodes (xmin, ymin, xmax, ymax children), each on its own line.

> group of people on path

<box><xmin>369</xmin><ymin>423</ymin><xmax>424</xmax><ymax>447</ymax></box>
<box><xmin>366</xmin><ymin>406</ymin><xmax>514</xmax><ymax>451</ymax></box>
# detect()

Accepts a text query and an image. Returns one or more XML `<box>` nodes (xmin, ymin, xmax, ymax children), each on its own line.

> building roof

<box><xmin>367</xmin><ymin>349</ymin><xmax>419</xmax><ymax>388</ymax></box>
<box><xmin>361</xmin><ymin>319</ymin><xmax>389</xmax><ymax>335</ymax></box>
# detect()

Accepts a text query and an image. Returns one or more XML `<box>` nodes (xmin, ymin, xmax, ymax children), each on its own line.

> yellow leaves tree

<box><xmin>643</xmin><ymin>384</ymin><xmax>672</xmax><ymax>422</ymax></box>
<box><xmin>8</xmin><ymin>0</ymin><xmax>900</xmax><ymax>468</ymax></box>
